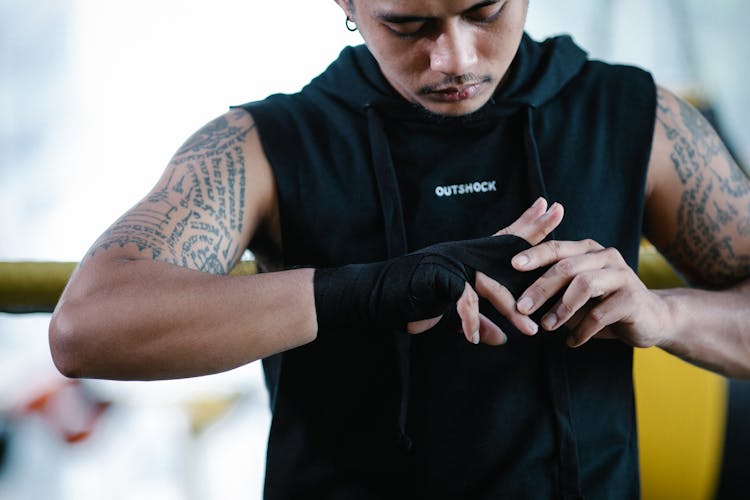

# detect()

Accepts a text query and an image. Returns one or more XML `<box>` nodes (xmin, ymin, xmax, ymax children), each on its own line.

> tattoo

<box><xmin>91</xmin><ymin>109</ymin><xmax>255</xmax><ymax>274</ymax></box>
<box><xmin>656</xmin><ymin>89</ymin><xmax>750</xmax><ymax>286</ymax></box>
<box><xmin>739</xmin><ymin>204</ymin><xmax>750</xmax><ymax>237</ymax></box>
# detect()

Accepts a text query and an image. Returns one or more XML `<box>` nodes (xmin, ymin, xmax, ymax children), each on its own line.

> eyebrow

<box><xmin>376</xmin><ymin>0</ymin><xmax>500</xmax><ymax>23</ymax></box>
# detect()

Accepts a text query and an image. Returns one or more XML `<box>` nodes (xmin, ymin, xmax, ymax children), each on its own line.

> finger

<box><xmin>476</xmin><ymin>312</ymin><xmax>507</xmax><ymax>345</ymax></box>
<box><xmin>456</xmin><ymin>282</ymin><xmax>480</xmax><ymax>344</ymax></box>
<box><xmin>495</xmin><ymin>200</ymin><xmax>565</xmax><ymax>246</ymax></box>
<box><xmin>563</xmin><ymin>305</ymin><xmax>590</xmax><ymax>331</ymax></box>
<box><xmin>563</xmin><ymin>307</ymin><xmax>617</xmax><ymax>340</ymax></box>
<box><xmin>592</xmin><ymin>327</ymin><xmax>617</xmax><ymax>339</ymax></box>
<box><xmin>521</xmin><ymin>202</ymin><xmax>564</xmax><ymax>245</ymax></box>
<box><xmin>453</xmin><ymin>312</ymin><xmax>507</xmax><ymax>345</ymax></box>
<box><xmin>512</xmin><ymin>239</ymin><xmax>607</xmax><ymax>271</ymax></box>
<box><xmin>475</xmin><ymin>272</ymin><xmax>539</xmax><ymax>336</ymax></box>
<box><xmin>516</xmin><ymin>247</ymin><xmax>624</xmax><ymax>316</ymax></box>
<box><xmin>494</xmin><ymin>197</ymin><xmax>547</xmax><ymax>236</ymax></box>
<box><xmin>539</xmin><ymin>269</ymin><xmax>629</xmax><ymax>331</ymax></box>
<box><xmin>568</xmin><ymin>292</ymin><xmax>631</xmax><ymax>347</ymax></box>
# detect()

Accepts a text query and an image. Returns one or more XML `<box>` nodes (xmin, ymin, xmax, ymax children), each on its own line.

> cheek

<box><xmin>483</xmin><ymin>21</ymin><xmax>526</xmax><ymax>69</ymax></box>
<box><xmin>374</xmin><ymin>43</ymin><xmax>427</xmax><ymax>84</ymax></box>
<box><xmin>483</xmin><ymin>38</ymin><xmax>516</xmax><ymax>68</ymax></box>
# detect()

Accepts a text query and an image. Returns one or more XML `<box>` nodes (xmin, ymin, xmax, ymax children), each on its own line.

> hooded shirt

<box><xmin>238</xmin><ymin>33</ymin><xmax>656</xmax><ymax>499</ymax></box>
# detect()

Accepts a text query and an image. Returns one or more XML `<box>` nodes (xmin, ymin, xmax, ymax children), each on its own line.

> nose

<box><xmin>429</xmin><ymin>21</ymin><xmax>478</xmax><ymax>75</ymax></box>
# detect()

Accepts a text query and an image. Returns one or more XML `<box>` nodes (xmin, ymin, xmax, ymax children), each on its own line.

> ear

<box><xmin>333</xmin><ymin>0</ymin><xmax>352</xmax><ymax>18</ymax></box>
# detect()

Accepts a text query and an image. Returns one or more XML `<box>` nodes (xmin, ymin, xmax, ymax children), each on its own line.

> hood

<box><xmin>306</xmin><ymin>32</ymin><xmax>588</xmax><ymax>119</ymax></box>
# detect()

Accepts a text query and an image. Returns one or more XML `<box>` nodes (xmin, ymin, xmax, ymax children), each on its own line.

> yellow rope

<box><xmin>0</xmin><ymin>260</ymin><xmax>257</xmax><ymax>314</ymax></box>
<box><xmin>0</xmin><ymin>243</ymin><xmax>675</xmax><ymax>313</ymax></box>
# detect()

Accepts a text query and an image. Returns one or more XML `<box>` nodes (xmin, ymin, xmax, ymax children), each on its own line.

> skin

<box><xmin>49</xmin><ymin>0</ymin><xmax>750</xmax><ymax>380</ymax></box>
<box><xmin>339</xmin><ymin>0</ymin><xmax>527</xmax><ymax>116</ymax></box>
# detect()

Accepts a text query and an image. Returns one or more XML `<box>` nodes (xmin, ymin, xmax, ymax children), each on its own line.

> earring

<box><xmin>345</xmin><ymin>16</ymin><xmax>358</xmax><ymax>32</ymax></box>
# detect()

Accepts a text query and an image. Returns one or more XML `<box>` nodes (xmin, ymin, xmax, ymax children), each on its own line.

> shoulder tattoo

<box><xmin>91</xmin><ymin>109</ymin><xmax>256</xmax><ymax>274</ymax></box>
<box><xmin>655</xmin><ymin>88</ymin><xmax>750</xmax><ymax>286</ymax></box>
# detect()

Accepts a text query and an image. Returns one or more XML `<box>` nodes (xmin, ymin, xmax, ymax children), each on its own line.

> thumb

<box><xmin>407</xmin><ymin>255</ymin><xmax>469</xmax><ymax>321</ymax></box>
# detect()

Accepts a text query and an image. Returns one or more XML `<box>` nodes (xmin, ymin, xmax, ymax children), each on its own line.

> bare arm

<box><xmin>49</xmin><ymin>109</ymin><xmax>317</xmax><ymax>380</ymax></box>
<box><xmin>644</xmin><ymin>86</ymin><xmax>750</xmax><ymax>376</ymax></box>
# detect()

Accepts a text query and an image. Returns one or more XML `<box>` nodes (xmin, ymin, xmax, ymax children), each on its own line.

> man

<box><xmin>50</xmin><ymin>0</ymin><xmax>750</xmax><ymax>498</ymax></box>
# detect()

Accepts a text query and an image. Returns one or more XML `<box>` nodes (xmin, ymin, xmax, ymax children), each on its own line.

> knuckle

<box><xmin>589</xmin><ymin>306</ymin><xmax>607</xmax><ymax>325</ymax></box>
<box><xmin>603</xmin><ymin>247</ymin><xmax>621</xmax><ymax>260</ymax></box>
<box><xmin>622</xmin><ymin>288</ymin><xmax>638</xmax><ymax>304</ymax></box>
<box><xmin>572</xmin><ymin>273</ymin><xmax>594</xmax><ymax>292</ymax></box>
<box><xmin>456</xmin><ymin>300</ymin><xmax>471</xmax><ymax>316</ymax></box>
<box><xmin>550</xmin><ymin>240</ymin><xmax>563</xmax><ymax>260</ymax></box>
<box><xmin>555</xmin><ymin>259</ymin><xmax>575</xmax><ymax>278</ymax></box>
<box><xmin>557</xmin><ymin>300</ymin><xmax>575</xmax><ymax>317</ymax></box>
<box><xmin>532</xmin><ymin>283</ymin><xmax>552</xmax><ymax>301</ymax></box>
<box><xmin>585</xmin><ymin>239</ymin><xmax>604</xmax><ymax>251</ymax></box>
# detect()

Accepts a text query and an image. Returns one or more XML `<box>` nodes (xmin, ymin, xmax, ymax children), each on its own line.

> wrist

<box><xmin>314</xmin><ymin>263</ymin><xmax>381</xmax><ymax>332</ymax></box>
<box><xmin>651</xmin><ymin>289</ymin><xmax>687</xmax><ymax>350</ymax></box>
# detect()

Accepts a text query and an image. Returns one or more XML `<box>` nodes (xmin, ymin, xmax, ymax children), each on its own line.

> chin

<box><xmin>420</xmin><ymin>98</ymin><xmax>489</xmax><ymax>117</ymax></box>
<box><xmin>427</xmin><ymin>103</ymin><xmax>484</xmax><ymax>117</ymax></box>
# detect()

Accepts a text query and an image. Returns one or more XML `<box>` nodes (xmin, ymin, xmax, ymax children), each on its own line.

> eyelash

<box><xmin>387</xmin><ymin>25</ymin><xmax>427</xmax><ymax>39</ymax></box>
<box><xmin>470</xmin><ymin>3</ymin><xmax>506</xmax><ymax>24</ymax></box>
<box><xmin>386</xmin><ymin>4</ymin><xmax>506</xmax><ymax>38</ymax></box>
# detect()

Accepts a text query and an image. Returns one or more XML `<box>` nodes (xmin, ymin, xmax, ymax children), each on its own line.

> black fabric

<box><xmin>238</xmin><ymin>33</ymin><xmax>655</xmax><ymax>499</ymax></box>
<box><xmin>0</xmin><ymin>416</ymin><xmax>9</xmax><ymax>476</ymax></box>
<box><xmin>314</xmin><ymin>234</ymin><xmax>547</xmax><ymax>333</ymax></box>
<box><xmin>716</xmin><ymin>380</ymin><xmax>750</xmax><ymax>499</ymax></box>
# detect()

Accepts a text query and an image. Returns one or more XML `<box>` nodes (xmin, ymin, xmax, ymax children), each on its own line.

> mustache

<box><xmin>418</xmin><ymin>74</ymin><xmax>492</xmax><ymax>94</ymax></box>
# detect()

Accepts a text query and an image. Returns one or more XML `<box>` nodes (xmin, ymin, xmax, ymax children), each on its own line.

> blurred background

<box><xmin>0</xmin><ymin>0</ymin><xmax>747</xmax><ymax>499</ymax></box>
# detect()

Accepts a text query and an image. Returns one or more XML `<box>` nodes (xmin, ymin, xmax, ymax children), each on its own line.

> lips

<box><xmin>427</xmin><ymin>83</ymin><xmax>482</xmax><ymax>102</ymax></box>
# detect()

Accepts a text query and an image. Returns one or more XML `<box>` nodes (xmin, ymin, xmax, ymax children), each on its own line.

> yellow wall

<box><xmin>635</xmin><ymin>242</ymin><xmax>728</xmax><ymax>500</ymax></box>
<box><xmin>634</xmin><ymin>348</ymin><xmax>727</xmax><ymax>500</ymax></box>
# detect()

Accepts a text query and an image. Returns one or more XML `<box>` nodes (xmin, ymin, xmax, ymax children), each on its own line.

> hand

<box><xmin>408</xmin><ymin>197</ymin><xmax>564</xmax><ymax>345</ymax></box>
<box><xmin>511</xmin><ymin>238</ymin><xmax>672</xmax><ymax>348</ymax></box>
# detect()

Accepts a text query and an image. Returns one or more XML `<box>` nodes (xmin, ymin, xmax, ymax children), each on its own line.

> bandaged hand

<box><xmin>314</xmin><ymin>198</ymin><xmax>564</xmax><ymax>345</ymax></box>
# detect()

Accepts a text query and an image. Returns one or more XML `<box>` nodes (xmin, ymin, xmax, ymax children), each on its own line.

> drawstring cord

<box><xmin>523</xmin><ymin>106</ymin><xmax>584</xmax><ymax>499</ymax></box>
<box><xmin>365</xmin><ymin>104</ymin><xmax>413</xmax><ymax>451</ymax></box>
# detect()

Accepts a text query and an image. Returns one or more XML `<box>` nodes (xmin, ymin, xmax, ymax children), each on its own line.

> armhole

<box><xmin>232</xmin><ymin>100</ymin><xmax>297</xmax><ymax>269</ymax></box>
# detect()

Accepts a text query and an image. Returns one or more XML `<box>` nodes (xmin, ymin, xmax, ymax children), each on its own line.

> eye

<box><xmin>384</xmin><ymin>21</ymin><xmax>427</xmax><ymax>38</ymax></box>
<box><xmin>465</xmin><ymin>3</ymin><xmax>505</xmax><ymax>23</ymax></box>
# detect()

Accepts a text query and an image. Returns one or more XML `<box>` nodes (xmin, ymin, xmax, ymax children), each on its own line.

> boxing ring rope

<box><xmin>0</xmin><ymin>243</ymin><xmax>700</xmax><ymax>310</ymax></box>
<box><xmin>0</xmin><ymin>260</ymin><xmax>257</xmax><ymax>314</ymax></box>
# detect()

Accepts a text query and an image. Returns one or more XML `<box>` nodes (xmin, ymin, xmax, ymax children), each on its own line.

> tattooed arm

<box><xmin>511</xmin><ymin>86</ymin><xmax>750</xmax><ymax>378</ymax></box>
<box><xmin>641</xmin><ymin>86</ymin><xmax>750</xmax><ymax>376</ymax></box>
<box><xmin>49</xmin><ymin>109</ymin><xmax>317</xmax><ymax>380</ymax></box>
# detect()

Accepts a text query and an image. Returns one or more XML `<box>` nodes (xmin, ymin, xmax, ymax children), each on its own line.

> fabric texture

<box><xmin>314</xmin><ymin>234</ymin><xmax>548</xmax><ymax>333</ymax></box>
<box><xmin>236</xmin><ymin>33</ymin><xmax>657</xmax><ymax>499</ymax></box>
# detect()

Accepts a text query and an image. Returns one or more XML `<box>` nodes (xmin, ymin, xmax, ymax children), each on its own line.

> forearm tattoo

<box><xmin>656</xmin><ymin>88</ymin><xmax>750</xmax><ymax>287</ymax></box>
<box><xmin>90</xmin><ymin>109</ymin><xmax>255</xmax><ymax>274</ymax></box>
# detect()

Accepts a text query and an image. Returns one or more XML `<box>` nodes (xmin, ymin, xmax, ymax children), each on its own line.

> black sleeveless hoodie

<box><xmin>239</xmin><ymin>33</ymin><xmax>656</xmax><ymax>499</ymax></box>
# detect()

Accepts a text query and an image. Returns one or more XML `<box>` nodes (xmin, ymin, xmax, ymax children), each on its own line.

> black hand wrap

<box><xmin>313</xmin><ymin>234</ymin><xmax>536</xmax><ymax>333</ymax></box>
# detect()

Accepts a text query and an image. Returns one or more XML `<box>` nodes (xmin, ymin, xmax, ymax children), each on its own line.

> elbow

<box><xmin>49</xmin><ymin>302</ymin><xmax>89</xmax><ymax>379</ymax></box>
